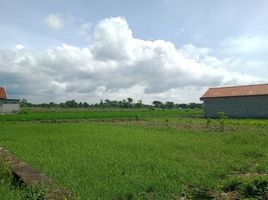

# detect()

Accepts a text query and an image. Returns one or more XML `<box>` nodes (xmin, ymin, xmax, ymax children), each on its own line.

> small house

<box><xmin>200</xmin><ymin>84</ymin><xmax>268</xmax><ymax>118</ymax></box>
<box><xmin>0</xmin><ymin>87</ymin><xmax>20</xmax><ymax>113</ymax></box>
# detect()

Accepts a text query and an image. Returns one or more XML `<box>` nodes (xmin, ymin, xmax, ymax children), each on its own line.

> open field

<box><xmin>0</xmin><ymin>109</ymin><xmax>268</xmax><ymax>199</ymax></box>
<box><xmin>0</xmin><ymin>109</ymin><xmax>202</xmax><ymax>122</ymax></box>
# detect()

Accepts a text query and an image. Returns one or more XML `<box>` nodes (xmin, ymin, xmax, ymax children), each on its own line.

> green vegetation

<box><xmin>0</xmin><ymin>158</ymin><xmax>26</xmax><ymax>200</ymax></box>
<box><xmin>0</xmin><ymin>109</ymin><xmax>202</xmax><ymax>122</ymax></box>
<box><xmin>223</xmin><ymin>178</ymin><xmax>268</xmax><ymax>199</ymax></box>
<box><xmin>20</xmin><ymin>98</ymin><xmax>203</xmax><ymax>110</ymax></box>
<box><xmin>0</xmin><ymin>109</ymin><xmax>267</xmax><ymax>199</ymax></box>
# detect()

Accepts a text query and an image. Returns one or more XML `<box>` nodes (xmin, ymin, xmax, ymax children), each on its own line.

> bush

<box><xmin>217</xmin><ymin>112</ymin><xmax>228</xmax><ymax>132</ymax></box>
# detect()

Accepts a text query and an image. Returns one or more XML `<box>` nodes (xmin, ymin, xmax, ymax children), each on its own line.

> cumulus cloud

<box><xmin>0</xmin><ymin>17</ymin><xmax>264</xmax><ymax>103</ymax></box>
<box><xmin>45</xmin><ymin>14</ymin><xmax>64</xmax><ymax>30</ymax></box>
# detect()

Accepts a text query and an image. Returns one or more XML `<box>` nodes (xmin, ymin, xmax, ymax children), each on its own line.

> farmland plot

<box><xmin>0</xmin><ymin>111</ymin><xmax>267</xmax><ymax>199</ymax></box>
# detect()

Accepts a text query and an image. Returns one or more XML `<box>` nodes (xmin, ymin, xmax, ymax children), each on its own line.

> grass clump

<box><xmin>223</xmin><ymin>178</ymin><xmax>268</xmax><ymax>199</ymax></box>
<box><xmin>0</xmin><ymin>158</ymin><xmax>25</xmax><ymax>200</ymax></box>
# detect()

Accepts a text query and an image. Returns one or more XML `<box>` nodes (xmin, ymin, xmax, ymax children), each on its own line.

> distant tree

<box><xmin>188</xmin><ymin>103</ymin><xmax>203</xmax><ymax>109</ymax></box>
<box><xmin>40</xmin><ymin>103</ymin><xmax>49</xmax><ymax>108</ymax></box>
<box><xmin>65</xmin><ymin>100</ymin><xmax>78</xmax><ymax>108</ymax></box>
<box><xmin>127</xmin><ymin>98</ymin><xmax>133</xmax><ymax>103</ymax></box>
<box><xmin>104</xmin><ymin>99</ymin><xmax>110</xmax><ymax>107</ymax></box>
<box><xmin>177</xmin><ymin>103</ymin><xmax>188</xmax><ymax>109</ymax></box>
<box><xmin>49</xmin><ymin>102</ymin><xmax>57</xmax><ymax>107</ymax></box>
<box><xmin>136</xmin><ymin>100</ymin><xmax>143</xmax><ymax>108</ymax></box>
<box><xmin>20</xmin><ymin>99</ymin><xmax>29</xmax><ymax>107</ymax></box>
<box><xmin>165</xmin><ymin>101</ymin><xmax>175</xmax><ymax>109</ymax></box>
<box><xmin>122</xmin><ymin>99</ymin><xmax>129</xmax><ymax>108</ymax></box>
<box><xmin>19</xmin><ymin>97</ymin><xmax>203</xmax><ymax>110</ymax></box>
<box><xmin>78</xmin><ymin>102</ymin><xmax>83</xmax><ymax>107</ymax></box>
<box><xmin>127</xmin><ymin>98</ymin><xmax>133</xmax><ymax>108</ymax></box>
<box><xmin>83</xmin><ymin>102</ymin><xmax>89</xmax><ymax>108</ymax></box>
<box><xmin>20</xmin><ymin>99</ymin><xmax>34</xmax><ymax>107</ymax></box>
<box><xmin>152</xmin><ymin>101</ymin><xmax>163</xmax><ymax>108</ymax></box>
<box><xmin>111</xmin><ymin>100</ymin><xmax>116</xmax><ymax>107</ymax></box>
<box><xmin>99</xmin><ymin>100</ymin><xmax>104</xmax><ymax>108</ymax></box>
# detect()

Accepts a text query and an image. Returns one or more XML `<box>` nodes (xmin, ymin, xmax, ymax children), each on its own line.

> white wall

<box><xmin>1</xmin><ymin>104</ymin><xmax>20</xmax><ymax>113</ymax></box>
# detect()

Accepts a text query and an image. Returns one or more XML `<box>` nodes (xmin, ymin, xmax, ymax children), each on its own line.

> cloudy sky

<box><xmin>0</xmin><ymin>0</ymin><xmax>268</xmax><ymax>103</ymax></box>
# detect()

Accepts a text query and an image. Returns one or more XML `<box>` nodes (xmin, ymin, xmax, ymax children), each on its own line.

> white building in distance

<box><xmin>0</xmin><ymin>87</ymin><xmax>20</xmax><ymax>113</ymax></box>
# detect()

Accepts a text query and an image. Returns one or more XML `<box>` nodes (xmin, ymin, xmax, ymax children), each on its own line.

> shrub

<box><xmin>217</xmin><ymin>112</ymin><xmax>228</xmax><ymax>132</ymax></box>
<box><xmin>206</xmin><ymin>118</ymin><xmax>211</xmax><ymax>129</ymax></box>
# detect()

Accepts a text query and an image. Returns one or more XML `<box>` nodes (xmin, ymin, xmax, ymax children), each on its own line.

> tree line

<box><xmin>20</xmin><ymin>98</ymin><xmax>203</xmax><ymax>109</ymax></box>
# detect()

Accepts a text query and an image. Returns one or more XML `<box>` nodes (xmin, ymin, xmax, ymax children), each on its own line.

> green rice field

<box><xmin>0</xmin><ymin>109</ymin><xmax>267</xmax><ymax>199</ymax></box>
<box><xmin>0</xmin><ymin>109</ymin><xmax>201</xmax><ymax>122</ymax></box>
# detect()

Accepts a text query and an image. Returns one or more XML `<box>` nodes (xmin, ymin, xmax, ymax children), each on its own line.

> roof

<box><xmin>0</xmin><ymin>87</ymin><xmax>7</xmax><ymax>99</ymax></box>
<box><xmin>200</xmin><ymin>83</ymin><xmax>268</xmax><ymax>100</ymax></box>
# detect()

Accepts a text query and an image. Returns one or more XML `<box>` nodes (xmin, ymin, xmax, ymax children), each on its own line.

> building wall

<box><xmin>0</xmin><ymin>98</ymin><xmax>20</xmax><ymax>113</ymax></box>
<box><xmin>0</xmin><ymin>104</ymin><xmax>20</xmax><ymax>113</ymax></box>
<box><xmin>203</xmin><ymin>95</ymin><xmax>268</xmax><ymax>118</ymax></box>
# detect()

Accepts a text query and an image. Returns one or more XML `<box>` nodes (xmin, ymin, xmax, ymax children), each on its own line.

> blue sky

<box><xmin>0</xmin><ymin>0</ymin><xmax>268</xmax><ymax>103</ymax></box>
<box><xmin>2</xmin><ymin>0</ymin><xmax>268</xmax><ymax>50</ymax></box>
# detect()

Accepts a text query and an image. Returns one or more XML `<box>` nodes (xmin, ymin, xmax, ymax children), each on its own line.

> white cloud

<box><xmin>45</xmin><ymin>14</ymin><xmax>64</xmax><ymax>30</ymax></box>
<box><xmin>15</xmin><ymin>44</ymin><xmax>25</xmax><ymax>50</ymax></box>
<box><xmin>0</xmin><ymin>17</ymin><xmax>265</xmax><ymax>103</ymax></box>
<box><xmin>221</xmin><ymin>32</ymin><xmax>268</xmax><ymax>54</ymax></box>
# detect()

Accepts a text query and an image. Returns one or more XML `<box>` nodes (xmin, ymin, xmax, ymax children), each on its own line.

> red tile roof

<box><xmin>200</xmin><ymin>83</ymin><xmax>268</xmax><ymax>100</ymax></box>
<box><xmin>0</xmin><ymin>87</ymin><xmax>7</xmax><ymax>99</ymax></box>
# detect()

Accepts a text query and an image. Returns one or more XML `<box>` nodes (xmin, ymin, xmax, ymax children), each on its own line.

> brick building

<box><xmin>200</xmin><ymin>84</ymin><xmax>268</xmax><ymax>118</ymax></box>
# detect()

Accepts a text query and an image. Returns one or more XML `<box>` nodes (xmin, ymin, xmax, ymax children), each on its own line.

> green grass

<box><xmin>0</xmin><ymin>178</ymin><xmax>24</xmax><ymax>200</ymax></box>
<box><xmin>0</xmin><ymin>118</ymin><xmax>267</xmax><ymax>199</ymax></box>
<box><xmin>0</xmin><ymin>158</ymin><xmax>26</xmax><ymax>200</ymax></box>
<box><xmin>0</xmin><ymin>109</ymin><xmax>202</xmax><ymax>122</ymax></box>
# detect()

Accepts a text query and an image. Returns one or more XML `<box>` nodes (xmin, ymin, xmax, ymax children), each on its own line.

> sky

<box><xmin>0</xmin><ymin>0</ymin><xmax>268</xmax><ymax>104</ymax></box>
